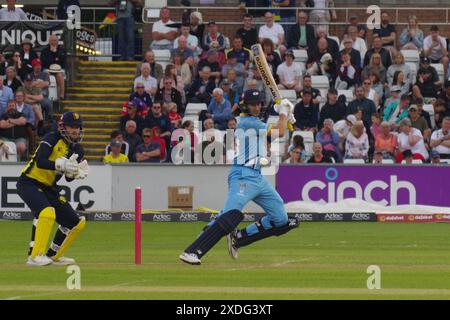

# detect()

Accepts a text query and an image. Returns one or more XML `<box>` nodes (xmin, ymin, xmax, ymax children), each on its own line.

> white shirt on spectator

<box><xmin>134</xmin><ymin>75</ymin><xmax>157</xmax><ymax>93</ymax></box>
<box><xmin>258</xmin><ymin>23</ymin><xmax>285</xmax><ymax>47</ymax></box>
<box><xmin>276</xmin><ymin>62</ymin><xmax>303</xmax><ymax>85</ymax></box>
<box><xmin>398</xmin><ymin>128</ymin><xmax>429</xmax><ymax>160</ymax></box>
<box><xmin>152</xmin><ymin>20</ymin><xmax>177</xmax><ymax>46</ymax></box>
<box><xmin>423</xmin><ymin>35</ymin><xmax>447</xmax><ymax>61</ymax></box>
<box><xmin>431</xmin><ymin>129</ymin><xmax>450</xmax><ymax>155</ymax></box>
<box><xmin>0</xmin><ymin>8</ymin><xmax>28</xmax><ymax>21</ymax></box>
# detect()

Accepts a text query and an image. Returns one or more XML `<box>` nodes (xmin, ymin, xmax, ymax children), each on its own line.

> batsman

<box><xmin>180</xmin><ymin>90</ymin><xmax>300</xmax><ymax>265</ymax></box>
<box><xmin>17</xmin><ymin>111</ymin><xmax>90</xmax><ymax>266</ymax></box>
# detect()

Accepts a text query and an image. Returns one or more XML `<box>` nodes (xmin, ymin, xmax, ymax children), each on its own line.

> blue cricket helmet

<box><xmin>58</xmin><ymin>111</ymin><xmax>84</xmax><ymax>144</ymax></box>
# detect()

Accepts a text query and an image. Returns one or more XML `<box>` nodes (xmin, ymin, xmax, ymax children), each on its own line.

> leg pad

<box><xmin>52</xmin><ymin>217</ymin><xmax>86</xmax><ymax>260</ymax></box>
<box><xmin>31</xmin><ymin>207</ymin><xmax>56</xmax><ymax>258</ymax></box>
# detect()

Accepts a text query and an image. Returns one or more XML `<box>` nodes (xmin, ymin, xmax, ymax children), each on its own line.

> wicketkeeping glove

<box><xmin>75</xmin><ymin>160</ymin><xmax>90</xmax><ymax>180</ymax></box>
<box><xmin>55</xmin><ymin>153</ymin><xmax>79</xmax><ymax>176</ymax></box>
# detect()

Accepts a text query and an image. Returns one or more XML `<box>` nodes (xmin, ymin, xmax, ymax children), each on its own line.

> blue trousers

<box><xmin>220</xmin><ymin>166</ymin><xmax>288</xmax><ymax>236</ymax></box>
<box><xmin>117</xmin><ymin>17</ymin><xmax>135</xmax><ymax>60</ymax></box>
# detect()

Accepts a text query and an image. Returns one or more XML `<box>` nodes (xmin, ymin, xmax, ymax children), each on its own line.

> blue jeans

<box><xmin>117</xmin><ymin>17</ymin><xmax>135</xmax><ymax>60</ymax></box>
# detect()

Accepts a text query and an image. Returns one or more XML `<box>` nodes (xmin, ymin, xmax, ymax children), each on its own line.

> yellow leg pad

<box><xmin>52</xmin><ymin>217</ymin><xmax>86</xmax><ymax>260</ymax></box>
<box><xmin>31</xmin><ymin>207</ymin><xmax>56</xmax><ymax>258</ymax></box>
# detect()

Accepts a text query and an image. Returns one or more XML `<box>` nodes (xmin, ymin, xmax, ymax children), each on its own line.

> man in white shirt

<box><xmin>134</xmin><ymin>63</ymin><xmax>157</xmax><ymax>97</ymax></box>
<box><xmin>423</xmin><ymin>25</ymin><xmax>449</xmax><ymax>78</ymax></box>
<box><xmin>397</xmin><ymin>118</ymin><xmax>429</xmax><ymax>162</ymax></box>
<box><xmin>150</xmin><ymin>7</ymin><xmax>178</xmax><ymax>50</ymax></box>
<box><xmin>276</xmin><ymin>50</ymin><xmax>303</xmax><ymax>93</ymax></box>
<box><xmin>174</xmin><ymin>23</ymin><xmax>202</xmax><ymax>58</ymax></box>
<box><xmin>258</xmin><ymin>11</ymin><xmax>285</xmax><ymax>50</ymax></box>
<box><xmin>430</xmin><ymin>117</ymin><xmax>450</xmax><ymax>159</ymax></box>
<box><xmin>0</xmin><ymin>0</ymin><xmax>28</xmax><ymax>21</ymax></box>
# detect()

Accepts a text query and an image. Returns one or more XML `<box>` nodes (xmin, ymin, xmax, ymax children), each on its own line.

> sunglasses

<box><xmin>143</xmin><ymin>135</ymin><xmax>151</xmax><ymax>138</ymax></box>
<box><xmin>136</xmin><ymin>86</ymin><xmax>144</xmax><ymax>89</ymax></box>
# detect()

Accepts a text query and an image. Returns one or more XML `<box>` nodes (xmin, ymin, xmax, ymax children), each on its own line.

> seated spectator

<box><xmin>375</xmin><ymin>121</ymin><xmax>398</xmax><ymax>160</ymax></box>
<box><xmin>261</xmin><ymin>38</ymin><xmax>282</xmax><ymax>82</ymax></box>
<box><xmin>244</xmin><ymin>65</ymin><xmax>271</xmax><ymax>109</ymax></box>
<box><xmin>319</xmin><ymin>88</ymin><xmax>346</xmax><ymax>129</ymax></box>
<box><xmin>120</xmin><ymin>100</ymin><xmax>145</xmax><ymax>134</ymax></box>
<box><xmin>283</xmin><ymin>135</ymin><xmax>306</xmax><ymax>162</ymax></box>
<box><xmin>363</xmin><ymin>36</ymin><xmax>392</xmax><ymax>69</ymax></box>
<box><xmin>372</xmin><ymin>151</ymin><xmax>384</xmax><ymax>164</ymax></box>
<box><xmin>383</xmin><ymin>85</ymin><xmax>402</xmax><ymax>113</ymax></box>
<box><xmin>202</xmin><ymin>118</ymin><xmax>224</xmax><ymax>143</ymax></box>
<box><xmin>150</xmin><ymin>7</ymin><xmax>178</xmax><ymax>50</ymax></box>
<box><xmin>8</xmin><ymin>51</ymin><xmax>26</xmax><ymax>81</ymax></box>
<box><xmin>423</xmin><ymin>25</ymin><xmax>449</xmax><ymax>78</ymax></box>
<box><xmin>221</xmin><ymin>56</ymin><xmax>246</xmax><ymax>93</ymax></box>
<box><xmin>172</xmin><ymin>120</ymin><xmax>199</xmax><ymax>164</ymax></box>
<box><xmin>338</xmin><ymin>37</ymin><xmax>361</xmax><ymax>70</ymax></box>
<box><xmin>221</xmin><ymin>79</ymin><xmax>240</xmax><ymax>115</ymax></box>
<box><xmin>225</xmin><ymin>36</ymin><xmax>252</xmax><ymax>68</ymax></box>
<box><xmin>370</xmin><ymin>112</ymin><xmax>382</xmax><ymax>139</ymax></box>
<box><xmin>299</xmin><ymin>75</ymin><xmax>321</xmax><ymax>104</ymax></box>
<box><xmin>306</xmin><ymin>38</ymin><xmax>337</xmax><ymax>81</ymax></box>
<box><xmin>0</xmin><ymin>52</ymin><xmax>6</xmax><ymax>77</ymax></box>
<box><xmin>236</xmin><ymin>14</ymin><xmax>258</xmax><ymax>50</ymax></box>
<box><xmin>174</xmin><ymin>23</ymin><xmax>202</xmax><ymax>58</ymax></box>
<box><xmin>284</xmin><ymin>146</ymin><xmax>304</xmax><ymax>164</ymax></box>
<box><xmin>172</xmin><ymin>53</ymin><xmax>193</xmax><ymax>88</ymax></box>
<box><xmin>135</xmin><ymin>128</ymin><xmax>161</xmax><ymax>162</ymax></box>
<box><xmin>383</xmin><ymin>94</ymin><xmax>411</xmax><ymax>126</ymax></box>
<box><xmin>412</xmin><ymin>56</ymin><xmax>441</xmax><ymax>100</ymax></box>
<box><xmin>315</xmin><ymin>26</ymin><xmax>339</xmax><ymax>60</ymax></box>
<box><xmin>202</xmin><ymin>21</ymin><xmax>227</xmax><ymax>52</ymax></box>
<box><xmin>334</xmin><ymin>114</ymin><xmax>356</xmax><ymax>143</ymax></box>
<box><xmin>197</xmin><ymin>50</ymin><xmax>221</xmax><ymax>83</ymax></box>
<box><xmin>129</xmin><ymin>82</ymin><xmax>152</xmax><ymax>115</ymax></box>
<box><xmin>293</xmin><ymin>89</ymin><xmax>319</xmax><ymax>132</ymax></box>
<box><xmin>344</xmin><ymin>120</ymin><xmax>369</xmax><ymax>161</ymax></box>
<box><xmin>335</xmin><ymin>52</ymin><xmax>358</xmax><ymax>90</ymax></box>
<box><xmin>401</xmin><ymin>149</ymin><xmax>414</xmax><ymax>164</ymax></box>
<box><xmin>151</xmin><ymin>126</ymin><xmax>166</xmax><ymax>161</ymax></box>
<box><xmin>316</xmin><ymin>118</ymin><xmax>341</xmax><ymax>162</ymax></box>
<box><xmin>433</xmin><ymin>99</ymin><xmax>450</xmax><ymax>129</ymax></box>
<box><xmin>30</xmin><ymin>59</ymin><xmax>52</xmax><ymax>119</ymax></box>
<box><xmin>414</xmin><ymin>99</ymin><xmax>433</xmax><ymax>130</ymax></box>
<box><xmin>0</xmin><ymin>99</ymin><xmax>28</xmax><ymax>159</ymax></box>
<box><xmin>206</xmin><ymin>88</ymin><xmax>232</xmax><ymax>130</ymax></box>
<box><xmin>171</xmin><ymin>35</ymin><xmax>194</xmax><ymax>62</ymax></box>
<box><xmin>201</xmin><ymin>131</ymin><xmax>225</xmax><ymax>164</ymax></box>
<box><xmin>103</xmin><ymin>140</ymin><xmax>129</xmax><ymax>164</ymax></box>
<box><xmin>277</xmin><ymin>50</ymin><xmax>303</xmax><ymax>93</ymax></box>
<box><xmin>430</xmin><ymin>150</ymin><xmax>441</xmax><ymax>164</ymax></box>
<box><xmin>348</xmin><ymin>86</ymin><xmax>377</xmax><ymax>134</ymax></box>
<box><xmin>344</xmin><ymin>15</ymin><xmax>367</xmax><ymax>40</ymax></box>
<box><xmin>189</xmin><ymin>11</ymin><xmax>205</xmax><ymax>46</ymax></box>
<box><xmin>40</xmin><ymin>35</ymin><xmax>66</xmax><ymax>100</ymax></box>
<box><xmin>162</xmin><ymin>63</ymin><xmax>184</xmax><ymax>95</ymax></box>
<box><xmin>134</xmin><ymin>63</ymin><xmax>157</xmax><ymax>97</ymax></box>
<box><xmin>287</xmin><ymin>11</ymin><xmax>315</xmax><ymax>50</ymax></box>
<box><xmin>340</xmin><ymin>26</ymin><xmax>367</xmax><ymax>64</ymax></box>
<box><xmin>307</xmin><ymin>142</ymin><xmax>333</xmax><ymax>163</ymax></box>
<box><xmin>154</xmin><ymin>76</ymin><xmax>183</xmax><ymax>113</ymax></box>
<box><xmin>373</xmin><ymin>12</ymin><xmax>396</xmax><ymax>53</ymax></box>
<box><xmin>408</xmin><ymin>104</ymin><xmax>431</xmax><ymax>140</ymax></box>
<box><xmin>258</xmin><ymin>11</ymin><xmax>285</xmax><ymax>50</ymax></box>
<box><xmin>105</xmin><ymin>130</ymin><xmax>130</xmax><ymax>156</ymax></box>
<box><xmin>143</xmin><ymin>101</ymin><xmax>172</xmax><ymax>148</ymax></box>
<box><xmin>165</xmin><ymin>102</ymin><xmax>181</xmax><ymax>128</ymax></box>
<box><xmin>362</xmin><ymin>53</ymin><xmax>387</xmax><ymax>85</ymax></box>
<box><xmin>123</xmin><ymin>120</ymin><xmax>142</xmax><ymax>162</ymax></box>
<box><xmin>362</xmin><ymin>76</ymin><xmax>381</xmax><ymax>108</ymax></box>
<box><xmin>399</xmin><ymin>15</ymin><xmax>424</xmax><ymax>51</ymax></box>
<box><xmin>136</xmin><ymin>50</ymin><xmax>163</xmax><ymax>83</ymax></box>
<box><xmin>225</xmin><ymin>69</ymin><xmax>243</xmax><ymax>98</ymax></box>
<box><xmin>387</xmin><ymin>52</ymin><xmax>413</xmax><ymax>88</ymax></box>
<box><xmin>187</xmin><ymin>66</ymin><xmax>216</xmax><ymax>104</ymax></box>
<box><xmin>3</xmin><ymin>67</ymin><xmax>22</xmax><ymax>93</ymax></box>
<box><xmin>19</xmin><ymin>39</ymin><xmax>38</xmax><ymax>81</ymax></box>
<box><xmin>0</xmin><ymin>77</ymin><xmax>14</xmax><ymax>111</ymax></box>
<box><xmin>430</xmin><ymin>116</ymin><xmax>450</xmax><ymax>159</ymax></box>
<box><xmin>19</xmin><ymin>74</ymin><xmax>44</xmax><ymax>130</ymax></box>
<box><xmin>387</xmin><ymin>71</ymin><xmax>410</xmax><ymax>98</ymax></box>
<box><xmin>438</xmin><ymin>80</ymin><xmax>450</xmax><ymax>110</ymax></box>
<box><xmin>396</xmin><ymin>118</ymin><xmax>429</xmax><ymax>162</ymax></box>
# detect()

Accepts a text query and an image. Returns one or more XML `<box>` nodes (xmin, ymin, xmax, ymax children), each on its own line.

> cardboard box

<box><xmin>168</xmin><ymin>186</ymin><xmax>194</xmax><ymax>210</ymax></box>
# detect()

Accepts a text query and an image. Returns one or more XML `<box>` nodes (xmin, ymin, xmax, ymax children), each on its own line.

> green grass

<box><xmin>0</xmin><ymin>221</ymin><xmax>450</xmax><ymax>300</ymax></box>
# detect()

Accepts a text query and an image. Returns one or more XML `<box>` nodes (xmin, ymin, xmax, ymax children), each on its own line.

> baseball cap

<box><xmin>409</xmin><ymin>104</ymin><xmax>418</xmax><ymax>111</ymax></box>
<box><xmin>431</xmin><ymin>150</ymin><xmax>440</xmax><ymax>159</ymax></box>
<box><xmin>111</xmin><ymin>140</ymin><xmax>122</xmax><ymax>148</ymax></box>
<box><xmin>221</xmin><ymin>78</ymin><xmax>230</xmax><ymax>86</ymax></box>
<box><xmin>208</xmin><ymin>21</ymin><xmax>216</xmax><ymax>26</ymax></box>
<box><xmin>31</xmin><ymin>58</ymin><xmax>41</xmax><ymax>67</ymax></box>
<box><xmin>285</xmin><ymin>49</ymin><xmax>295</xmax><ymax>58</ymax></box>
<box><xmin>24</xmin><ymin>73</ymin><xmax>33</xmax><ymax>81</ymax></box>
<box><xmin>243</xmin><ymin>89</ymin><xmax>263</xmax><ymax>104</ymax></box>
<box><xmin>391</xmin><ymin>85</ymin><xmax>402</xmax><ymax>92</ymax></box>
<box><xmin>346</xmin><ymin>114</ymin><xmax>357</xmax><ymax>125</ymax></box>
<box><xmin>420</xmin><ymin>56</ymin><xmax>430</xmax><ymax>64</ymax></box>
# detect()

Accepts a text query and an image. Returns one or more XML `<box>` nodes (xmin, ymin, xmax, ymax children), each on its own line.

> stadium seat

<box><xmin>295</xmin><ymin>62</ymin><xmax>306</xmax><ymax>75</ymax></box>
<box><xmin>343</xmin><ymin>158</ymin><xmax>365</xmax><ymax>164</ymax></box>
<box><xmin>401</xmin><ymin>50</ymin><xmax>420</xmax><ymax>68</ymax></box>
<box><xmin>185</xmin><ymin>103</ymin><xmax>207</xmax><ymax>115</ymax></box>
<box><xmin>337</xmin><ymin>89</ymin><xmax>354</xmax><ymax>102</ymax></box>
<box><xmin>431</xmin><ymin>63</ymin><xmax>445</xmax><ymax>83</ymax></box>
<box><xmin>312</xmin><ymin>76</ymin><xmax>330</xmax><ymax>90</ymax></box>
<box><xmin>292</xmin><ymin>130</ymin><xmax>314</xmax><ymax>156</ymax></box>
<box><xmin>405</xmin><ymin>62</ymin><xmax>417</xmax><ymax>85</ymax></box>
<box><xmin>401</xmin><ymin>159</ymin><xmax>423</xmax><ymax>164</ymax></box>
<box><xmin>382</xmin><ymin>159</ymin><xmax>395</xmax><ymax>164</ymax></box>
<box><xmin>153</xmin><ymin>49</ymin><xmax>171</xmax><ymax>70</ymax></box>
<box><xmin>292</xmin><ymin>49</ymin><xmax>308</xmax><ymax>63</ymax></box>
<box><xmin>279</xmin><ymin>90</ymin><xmax>297</xmax><ymax>104</ymax></box>
<box><xmin>48</xmin><ymin>75</ymin><xmax>58</xmax><ymax>101</ymax></box>
<box><xmin>423</xmin><ymin>104</ymin><xmax>435</xmax><ymax>129</ymax></box>
<box><xmin>0</xmin><ymin>141</ymin><xmax>17</xmax><ymax>162</ymax></box>
<box><xmin>440</xmin><ymin>159</ymin><xmax>450</xmax><ymax>164</ymax></box>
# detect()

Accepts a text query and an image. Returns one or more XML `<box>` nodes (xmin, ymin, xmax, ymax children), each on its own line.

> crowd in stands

<box><xmin>104</xmin><ymin>6</ymin><xmax>450</xmax><ymax>165</ymax></box>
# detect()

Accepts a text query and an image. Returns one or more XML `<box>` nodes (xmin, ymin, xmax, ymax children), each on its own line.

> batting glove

<box><xmin>274</xmin><ymin>99</ymin><xmax>295</xmax><ymax>117</ymax></box>
<box><xmin>288</xmin><ymin>113</ymin><xmax>296</xmax><ymax>125</ymax></box>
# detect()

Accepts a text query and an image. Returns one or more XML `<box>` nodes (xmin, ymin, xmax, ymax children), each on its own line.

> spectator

<box><xmin>438</xmin><ymin>80</ymin><xmax>450</xmax><ymax>110</ymax></box>
<box><xmin>171</xmin><ymin>35</ymin><xmax>194</xmax><ymax>62</ymax></box>
<box><xmin>362</xmin><ymin>52</ymin><xmax>387</xmax><ymax>85</ymax></box>
<box><xmin>345</xmin><ymin>120</ymin><xmax>369</xmax><ymax>161</ymax></box>
<box><xmin>293</xmin><ymin>89</ymin><xmax>319</xmax><ymax>132</ymax></box>
<box><xmin>340</xmin><ymin>26</ymin><xmax>367</xmax><ymax>64</ymax></box>
<box><xmin>415</xmin><ymin>98</ymin><xmax>433</xmax><ymax>130</ymax></box>
<box><xmin>172</xmin><ymin>53</ymin><xmax>193</xmax><ymax>87</ymax></box>
<box><xmin>0</xmin><ymin>67</ymin><xmax>23</xmax><ymax>93</ymax></box>
<box><xmin>40</xmin><ymin>35</ymin><xmax>66</xmax><ymax>100</ymax></box>
<box><xmin>284</xmin><ymin>134</ymin><xmax>306</xmax><ymax>162</ymax></box>
<box><xmin>30</xmin><ymin>59</ymin><xmax>52</xmax><ymax>119</ymax></box>
<box><xmin>123</xmin><ymin>119</ymin><xmax>142</xmax><ymax>162</ymax></box>
<box><xmin>306</xmin><ymin>38</ymin><xmax>337</xmax><ymax>81</ymax></box>
<box><xmin>383</xmin><ymin>85</ymin><xmax>402</xmax><ymax>112</ymax></box>
<box><xmin>430</xmin><ymin>116</ymin><xmax>450</xmax><ymax>159</ymax></box>
<box><xmin>343</xmin><ymin>15</ymin><xmax>367</xmax><ymax>40</ymax></box>
<box><xmin>373</xmin><ymin>151</ymin><xmax>384</xmax><ymax>164</ymax></box>
<box><xmin>154</xmin><ymin>76</ymin><xmax>183</xmax><ymax>113</ymax></box>
<box><xmin>197</xmin><ymin>49</ymin><xmax>221</xmax><ymax>82</ymax></box>
<box><xmin>373</xmin><ymin>12</ymin><xmax>396</xmax><ymax>53</ymax></box>
<box><xmin>135</xmin><ymin>128</ymin><xmax>161</xmax><ymax>162</ymax></box>
<box><xmin>271</xmin><ymin>0</ymin><xmax>296</xmax><ymax>23</ymax></box>
<box><xmin>299</xmin><ymin>75</ymin><xmax>321</xmax><ymax>104</ymax></box>
<box><xmin>307</xmin><ymin>0</ymin><xmax>337</xmax><ymax>36</ymax></box>
<box><xmin>399</xmin><ymin>15</ymin><xmax>424</xmax><ymax>51</ymax></box>
<box><xmin>0</xmin><ymin>99</ymin><xmax>28</xmax><ymax>158</ymax></box>
<box><xmin>401</xmin><ymin>149</ymin><xmax>414</xmax><ymax>164</ymax></box>
<box><xmin>167</xmin><ymin>102</ymin><xmax>182</xmax><ymax>128</ymax></box>
<box><xmin>307</xmin><ymin>142</ymin><xmax>333</xmax><ymax>163</ymax></box>
<box><xmin>225</xmin><ymin>69</ymin><xmax>243</xmax><ymax>98</ymax></box>
<box><xmin>175</xmin><ymin>23</ymin><xmax>202</xmax><ymax>58</ymax></box>
<box><xmin>347</xmin><ymin>86</ymin><xmax>377</xmax><ymax>134</ymax></box>
<box><xmin>221</xmin><ymin>78</ymin><xmax>240</xmax><ymax>115</ymax></box>
<box><xmin>384</xmin><ymin>93</ymin><xmax>411</xmax><ymax>126</ymax></box>
<box><xmin>150</xmin><ymin>6</ymin><xmax>177</xmax><ymax>50</ymax></box>
<box><xmin>316</xmin><ymin>118</ymin><xmax>341</xmax><ymax>162</ymax></box>
<box><xmin>396</xmin><ymin>118</ymin><xmax>428</xmax><ymax>162</ymax></box>
<box><xmin>387</xmin><ymin>52</ymin><xmax>412</xmax><ymax>88</ymax></box>
<box><xmin>207</xmin><ymin>88</ymin><xmax>232</xmax><ymax>130</ymax></box>
<box><xmin>284</xmin><ymin>146</ymin><xmax>304</xmax><ymax>164</ymax></box>
<box><xmin>334</xmin><ymin>114</ymin><xmax>356</xmax><ymax>150</ymax></box>
<box><xmin>335</xmin><ymin>52</ymin><xmax>358</xmax><ymax>90</ymax></box>
<box><xmin>134</xmin><ymin>63</ymin><xmax>157</xmax><ymax>97</ymax></box>
<box><xmin>315</xmin><ymin>26</ymin><xmax>339</xmax><ymax>60</ymax></box>
<box><xmin>430</xmin><ymin>150</ymin><xmax>441</xmax><ymax>164</ymax></box>
<box><xmin>120</xmin><ymin>100</ymin><xmax>145</xmax><ymax>134</ymax></box>
<box><xmin>128</xmin><ymin>82</ymin><xmax>152</xmax><ymax>115</ymax></box>
<box><xmin>202</xmin><ymin>21</ymin><xmax>227</xmax><ymax>52</ymax></box>
<box><xmin>412</xmin><ymin>56</ymin><xmax>441</xmax><ymax>100</ymax></box>
<box><xmin>433</xmin><ymin>98</ymin><xmax>450</xmax><ymax>129</ymax></box>
<box><xmin>362</xmin><ymin>77</ymin><xmax>381</xmax><ymax>109</ymax></box>
<box><xmin>387</xmin><ymin>71</ymin><xmax>410</xmax><ymax>98</ymax></box>
<box><xmin>338</xmin><ymin>37</ymin><xmax>361</xmax><ymax>70</ymax></box>
<box><xmin>105</xmin><ymin>129</ymin><xmax>130</xmax><ymax>156</ymax></box>
<box><xmin>287</xmin><ymin>11</ymin><xmax>315</xmax><ymax>50</ymax></box>
<box><xmin>363</xmin><ymin>36</ymin><xmax>392</xmax><ymax>70</ymax></box>
<box><xmin>19</xmin><ymin>74</ymin><xmax>44</xmax><ymax>130</ymax></box>
<box><xmin>258</xmin><ymin>11</ymin><xmax>285</xmax><ymax>50</ymax></box>
<box><xmin>319</xmin><ymin>88</ymin><xmax>346</xmax><ymax>128</ymax></box>
<box><xmin>57</xmin><ymin>0</ymin><xmax>80</xmax><ymax>20</ymax></box>
<box><xmin>261</xmin><ymin>38</ymin><xmax>282</xmax><ymax>81</ymax></box>
<box><xmin>143</xmin><ymin>101</ymin><xmax>172</xmax><ymax>148</ymax></box>
<box><xmin>222</xmin><ymin>56</ymin><xmax>246</xmax><ymax>92</ymax></box>
<box><xmin>0</xmin><ymin>76</ymin><xmax>14</xmax><ymax>111</ymax></box>
<box><xmin>136</xmin><ymin>50</ymin><xmax>163</xmax><ymax>82</ymax></box>
<box><xmin>19</xmin><ymin>39</ymin><xmax>38</xmax><ymax>81</ymax></box>
<box><xmin>370</xmin><ymin>112</ymin><xmax>382</xmax><ymax>139</ymax></box>
<box><xmin>375</xmin><ymin>121</ymin><xmax>398</xmax><ymax>160</ymax></box>
<box><xmin>187</xmin><ymin>66</ymin><xmax>216</xmax><ymax>104</ymax></box>
<box><xmin>277</xmin><ymin>49</ymin><xmax>303</xmax><ymax>93</ymax></box>
<box><xmin>172</xmin><ymin>120</ymin><xmax>198</xmax><ymax>164</ymax></box>
<box><xmin>189</xmin><ymin>11</ymin><xmax>205</xmax><ymax>45</ymax></box>
<box><xmin>9</xmin><ymin>50</ymin><xmax>25</xmax><ymax>80</ymax></box>
<box><xmin>151</xmin><ymin>126</ymin><xmax>167</xmax><ymax>161</ymax></box>
<box><xmin>0</xmin><ymin>0</ymin><xmax>28</xmax><ymax>20</ymax></box>
<box><xmin>408</xmin><ymin>104</ymin><xmax>431</xmax><ymax>140</ymax></box>
<box><xmin>236</xmin><ymin>14</ymin><xmax>258</xmax><ymax>50</ymax></box>
<box><xmin>423</xmin><ymin>25</ymin><xmax>449</xmax><ymax>78</ymax></box>
<box><xmin>103</xmin><ymin>140</ymin><xmax>129</xmax><ymax>163</ymax></box>
<box><xmin>0</xmin><ymin>53</ymin><xmax>7</xmax><ymax>77</ymax></box>
<box><xmin>13</xmin><ymin>90</ymin><xmax>34</xmax><ymax>128</ymax></box>
<box><xmin>202</xmin><ymin>117</ymin><xmax>224</xmax><ymax>143</ymax></box>
<box><xmin>225</xmin><ymin>36</ymin><xmax>252</xmax><ymax>68</ymax></box>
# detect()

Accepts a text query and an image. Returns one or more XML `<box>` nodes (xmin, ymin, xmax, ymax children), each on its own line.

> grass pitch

<box><xmin>0</xmin><ymin>221</ymin><xmax>450</xmax><ymax>300</ymax></box>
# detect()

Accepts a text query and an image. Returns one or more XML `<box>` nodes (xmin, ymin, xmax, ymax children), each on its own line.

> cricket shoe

<box><xmin>51</xmin><ymin>256</ymin><xmax>76</xmax><ymax>266</ymax></box>
<box><xmin>179</xmin><ymin>252</ymin><xmax>201</xmax><ymax>265</ymax></box>
<box><xmin>26</xmin><ymin>254</ymin><xmax>53</xmax><ymax>266</ymax></box>
<box><xmin>227</xmin><ymin>230</ymin><xmax>239</xmax><ymax>260</ymax></box>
